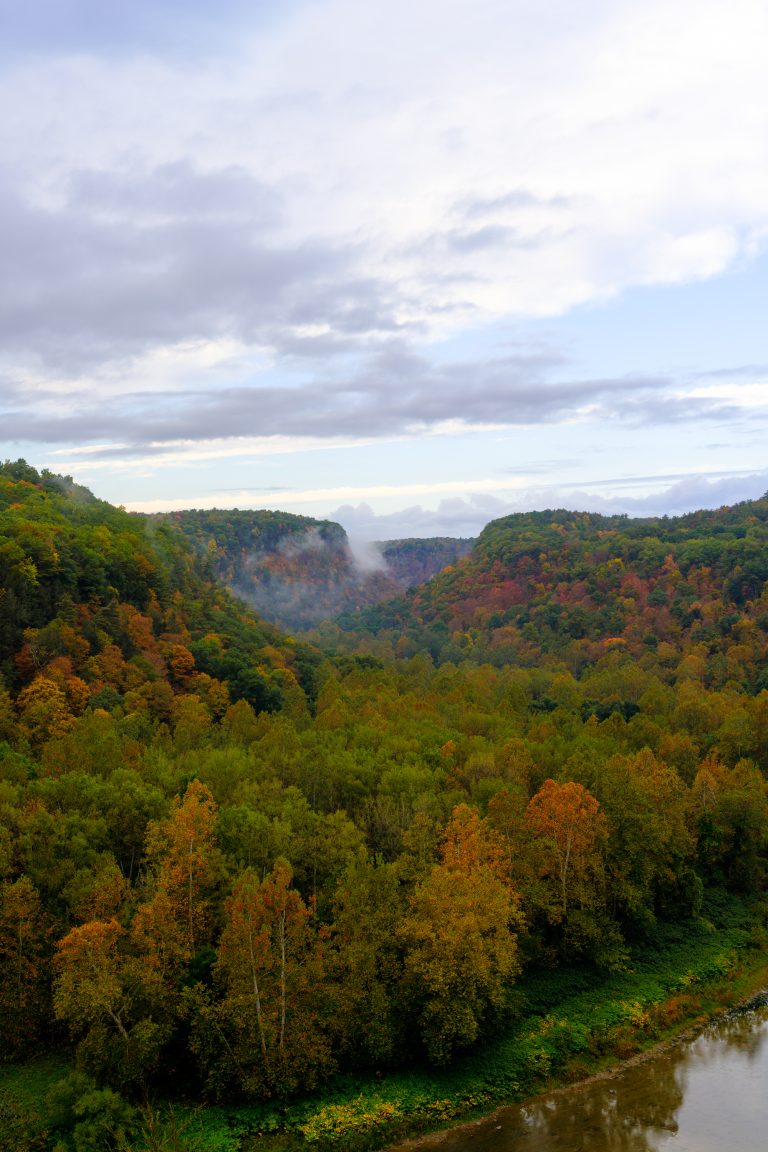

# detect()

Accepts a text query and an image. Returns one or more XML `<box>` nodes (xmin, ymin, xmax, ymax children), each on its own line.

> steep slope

<box><xmin>332</xmin><ymin>501</ymin><xmax>768</xmax><ymax>691</ymax></box>
<box><xmin>0</xmin><ymin>460</ymin><xmax>319</xmax><ymax>725</ymax></box>
<box><xmin>154</xmin><ymin>507</ymin><xmax>473</xmax><ymax>629</ymax></box>
<box><xmin>379</xmin><ymin>536</ymin><xmax>475</xmax><ymax>587</ymax></box>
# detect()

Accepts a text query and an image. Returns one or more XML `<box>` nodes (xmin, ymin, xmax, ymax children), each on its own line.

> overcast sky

<box><xmin>1</xmin><ymin>0</ymin><xmax>767</xmax><ymax>538</ymax></box>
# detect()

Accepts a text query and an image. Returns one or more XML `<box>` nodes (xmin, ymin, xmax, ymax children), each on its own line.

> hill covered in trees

<box><xmin>152</xmin><ymin>507</ymin><xmax>473</xmax><ymax>630</ymax></box>
<box><xmin>0</xmin><ymin>460</ymin><xmax>322</xmax><ymax>726</ymax></box>
<box><xmin>3</xmin><ymin>462</ymin><xmax>768</xmax><ymax>1150</ymax></box>
<box><xmin>331</xmin><ymin>501</ymin><xmax>768</xmax><ymax>690</ymax></box>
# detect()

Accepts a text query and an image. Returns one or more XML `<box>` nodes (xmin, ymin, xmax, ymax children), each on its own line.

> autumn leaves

<box><xmin>48</xmin><ymin>788</ymin><xmax>529</xmax><ymax>1092</ymax></box>
<box><xmin>47</xmin><ymin>775</ymin><xmax>663</xmax><ymax>1092</ymax></box>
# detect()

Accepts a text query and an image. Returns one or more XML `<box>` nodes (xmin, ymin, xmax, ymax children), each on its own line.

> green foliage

<box><xmin>0</xmin><ymin>1089</ymin><xmax>48</xmax><ymax>1151</ymax></box>
<box><xmin>334</xmin><ymin>499</ymin><xmax>768</xmax><ymax>692</ymax></box>
<box><xmin>0</xmin><ymin>894</ymin><xmax>765</xmax><ymax>1151</ymax></box>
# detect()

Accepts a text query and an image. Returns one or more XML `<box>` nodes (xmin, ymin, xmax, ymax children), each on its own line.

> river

<box><xmin>407</xmin><ymin>993</ymin><xmax>768</xmax><ymax>1152</ymax></box>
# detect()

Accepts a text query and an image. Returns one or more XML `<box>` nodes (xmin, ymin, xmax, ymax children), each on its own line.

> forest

<box><xmin>2</xmin><ymin>459</ymin><xmax>768</xmax><ymax>1150</ymax></box>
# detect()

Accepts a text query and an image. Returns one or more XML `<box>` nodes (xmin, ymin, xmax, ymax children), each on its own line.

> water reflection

<box><xmin>519</xmin><ymin>1050</ymin><xmax>684</xmax><ymax>1152</ymax></box>
<box><xmin>420</xmin><ymin>997</ymin><xmax>768</xmax><ymax>1152</ymax></box>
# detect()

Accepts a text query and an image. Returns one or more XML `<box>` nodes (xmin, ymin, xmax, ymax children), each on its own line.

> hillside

<box><xmin>0</xmin><ymin>459</ymin><xmax>322</xmax><ymax>729</ymax></box>
<box><xmin>331</xmin><ymin>501</ymin><xmax>768</xmax><ymax>692</ymax></box>
<box><xmin>153</xmin><ymin>507</ymin><xmax>473</xmax><ymax>629</ymax></box>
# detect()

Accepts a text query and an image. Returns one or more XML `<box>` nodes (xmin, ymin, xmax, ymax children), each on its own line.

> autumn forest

<box><xmin>3</xmin><ymin>459</ymin><xmax>768</xmax><ymax>1150</ymax></box>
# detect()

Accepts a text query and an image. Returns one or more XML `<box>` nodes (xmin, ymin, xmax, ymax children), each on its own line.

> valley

<box><xmin>1</xmin><ymin>459</ymin><xmax>768</xmax><ymax>1151</ymax></box>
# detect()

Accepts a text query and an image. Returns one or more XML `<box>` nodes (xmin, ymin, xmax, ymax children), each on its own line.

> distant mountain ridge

<box><xmin>150</xmin><ymin>507</ymin><xmax>474</xmax><ymax>630</ymax></box>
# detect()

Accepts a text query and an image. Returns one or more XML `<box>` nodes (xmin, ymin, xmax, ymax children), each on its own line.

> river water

<box><xmin>414</xmin><ymin>994</ymin><xmax>768</xmax><ymax>1152</ymax></box>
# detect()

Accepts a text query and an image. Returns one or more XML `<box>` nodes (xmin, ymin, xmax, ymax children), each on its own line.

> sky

<box><xmin>1</xmin><ymin>0</ymin><xmax>767</xmax><ymax>540</ymax></box>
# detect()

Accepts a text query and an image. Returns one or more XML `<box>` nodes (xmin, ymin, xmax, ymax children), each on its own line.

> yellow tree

<box><xmin>398</xmin><ymin>805</ymin><xmax>523</xmax><ymax>1064</ymax></box>
<box><xmin>525</xmin><ymin>779</ymin><xmax>607</xmax><ymax>923</ymax></box>
<box><xmin>54</xmin><ymin>916</ymin><xmax>170</xmax><ymax>1087</ymax></box>
<box><xmin>54</xmin><ymin>919</ymin><xmax>130</xmax><ymax>1045</ymax></box>
<box><xmin>126</xmin><ymin>886</ymin><xmax>195</xmax><ymax>1060</ymax></box>
<box><xmin>142</xmin><ymin>780</ymin><xmax>220</xmax><ymax>958</ymax></box>
<box><xmin>16</xmin><ymin>676</ymin><xmax>75</xmax><ymax>753</ymax></box>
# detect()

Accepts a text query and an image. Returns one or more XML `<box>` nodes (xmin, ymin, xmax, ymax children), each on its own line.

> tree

<box><xmin>398</xmin><ymin>805</ymin><xmax>523</xmax><ymax>1064</ymax></box>
<box><xmin>595</xmin><ymin>750</ymin><xmax>696</xmax><ymax>928</ymax></box>
<box><xmin>523</xmin><ymin>779</ymin><xmax>624</xmax><ymax>966</ymax></box>
<box><xmin>16</xmin><ymin>676</ymin><xmax>75</xmax><ymax>753</ymax></box>
<box><xmin>142</xmin><ymin>780</ymin><xmax>220</xmax><ymax>959</ymax></box>
<box><xmin>327</xmin><ymin>854</ymin><xmax>403</xmax><ymax>1064</ymax></box>
<box><xmin>0</xmin><ymin>876</ymin><xmax>48</xmax><ymax>1057</ymax></box>
<box><xmin>54</xmin><ymin>919</ymin><xmax>130</xmax><ymax>1045</ymax></box>
<box><xmin>525</xmin><ymin>779</ymin><xmax>606</xmax><ymax>923</ymax></box>
<box><xmin>54</xmin><ymin>918</ymin><xmax>168</xmax><ymax>1087</ymax></box>
<box><xmin>693</xmin><ymin>756</ymin><xmax>768</xmax><ymax>891</ymax></box>
<box><xmin>212</xmin><ymin>859</ymin><xmax>331</xmax><ymax>1097</ymax></box>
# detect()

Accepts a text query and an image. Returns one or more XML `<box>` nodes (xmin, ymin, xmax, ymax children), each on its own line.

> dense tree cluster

<box><xmin>2</xmin><ymin>463</ymin><xmax>768</xmax><ymax>1113</ymax></box>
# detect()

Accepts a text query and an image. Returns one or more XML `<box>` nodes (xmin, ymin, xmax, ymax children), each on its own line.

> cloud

<box><xmin>457</xmin><ymin>190</ymin><xmax>575</xmax><ymax>219</ymax></box>
<box><xmin>329</xmin><ymin>470</ymin><xmax>768</xmax><ymax>540</ymax></box>
<box><xmin>1</xmin><ymin>0</ymin><xmax>768</xmax><ymax>500</ymax></box>
<box><xmin>2</xmin><ymin>345</ymin><xmax>748</xmax><ymax>456</ymax></box>
<box><xmin>2</xmin><ymin>0</ymin><xmax>768</xmax><ymax>366</ymax></box>
<box><xmin>0</xmin><ymin>163</ymin><xmax>409</xmax><ymax>376</ymax></box>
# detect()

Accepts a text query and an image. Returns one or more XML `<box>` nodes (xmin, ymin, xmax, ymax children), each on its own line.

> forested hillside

<box><xmin>0</xmin><ymin>461</ymin><xmax>321</xmax><ymax>721</ymax></box>
<box><xmin>332</xmin><ymin>502</ymin><xmax>768</xmax><ymax>688</ymax></box>
<box><xmin>155</xmin><ymin>507</ymin><xmax>473</xmax><ymax>629</ymax></box>
<box><xmin>3</xmin><ymin>464</ymin><xmax>768</xmax><ymax>1150</ymax></box>
<box><xmin>378</xmin><ymin>536</ymin><xmax>476</xmax><ymax>588</ymax></box>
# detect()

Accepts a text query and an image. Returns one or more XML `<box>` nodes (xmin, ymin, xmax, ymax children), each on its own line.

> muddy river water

<box><xmin>408</xmin><ymin>994</ymin><xmax>768</xmax><ymax>1152</ymax></box>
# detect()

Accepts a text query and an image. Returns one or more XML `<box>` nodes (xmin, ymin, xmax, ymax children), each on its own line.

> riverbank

<box><xmin>196</xmin><ymin>892</ymin><xmax>768</xmax><ymax>1152</ymax></box>
<box><xmin>392</xmin><ymin>973</ymin><xmax>768</xmax><ymax>1152</ymax></box>
<box><xmin>3</xmin><ymin>892</ymin><xmax>767</xmax><ymax>1151</ymax></box>
<box><xmin>392</xmin><ymin>983</ymin><xmax>768</xmax><ymax>1152</ymax></box>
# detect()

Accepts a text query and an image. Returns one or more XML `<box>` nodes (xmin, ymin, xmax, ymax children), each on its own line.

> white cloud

<box><xmin>686</xmin><ymin>378</ymin><xmax>768</xmax><ymax>406</ymax></box>
<box><xmin>122</xmin><ymin>467</ymin><xmax>768</xmax><ymax>538</ymax></box>
<box><xmin>53</xmin><ymin>434</ymin><xmax>380</xmax><ymax>475</ymax></box>
<box><xmin>2</xmin><ymin>0</ymin><xmax>768</xmax><ymax>519</ymax></box>
<box><xmin>328</xmin><ymin>469</ymin><xmax>768</xmax><ymax>540</ymax></box>
<box><xmin>2</xmin><ymin>0</ymin><xmax>768</xmax><ymax>370</ymax></box>
<box><xmin>125</xmin><ymin>474</ymin><xmax>532</xmax><ymax>512</ymax></box>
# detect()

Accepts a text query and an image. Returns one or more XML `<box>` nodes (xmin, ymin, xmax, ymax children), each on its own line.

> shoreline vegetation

<box><xmin>3</xmin><ymin>893</ymin><xmax>766</xmax><ymax>1152</ymax></box>
<box><xmin>234</xmin><ymin>897</ymin><xmax>768</xmax><ymax>1152</ymax></box>
<box><xmin>390</xmin><ymin>959</ymin><xmax>768</xmax><ymax>1152</ymax></box>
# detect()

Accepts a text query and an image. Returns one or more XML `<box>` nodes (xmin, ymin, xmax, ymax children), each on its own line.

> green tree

<box><xmin>0</xmin><ymin>876</ymin><xmax>49</xmax><ymax>1057</ymax></box>
<box><xmin>327</xmin><ymin>854</ymin><xmax>404</xmax><ymax>1064</ymax></box>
